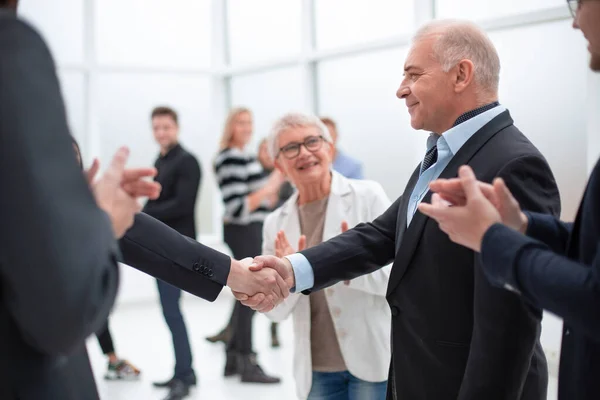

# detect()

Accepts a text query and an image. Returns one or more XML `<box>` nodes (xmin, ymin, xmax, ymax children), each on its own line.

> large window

<box><xmin>318</xmin><ymin>48</ymin><xmax>422</xmax><ymax>198</ymax></box>
<box><xmin>436</xmin><ymin>0</ymin><xmax>566</xmax><ymax>20</ymax></box>
<box><xmin>57</xmin><ymin>72</ymin><xmax>86</xmax><ymax>148</ymax></box>
<box><xmin>95</xmin><ymin>0</ymin><xmax>212</xmax><ymax>69</ymax></box>
<box><xmin>230</xmin><ymin>66</ymin><xmax>309</xmax><ymax>146</ymax></box>
<box><xmin>315</xmin><ymin>0</ymin><xmax>415</xmax><ymax>49</ymax></box>
<box><xmin>19</xmin><ymin>0</ymin><xmax>85</xmax><ymax>65</ymax></box>
<box><xmin>490</xmin><ymin>20</ymin><xmax>589</xmax><ymax>220</ymax></box>
<box><xmin>227</xmin><ymin>0</ymin><xmax>302</xmax><ymax>65</ymax></box>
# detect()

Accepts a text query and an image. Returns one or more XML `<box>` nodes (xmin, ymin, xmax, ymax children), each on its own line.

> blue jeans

<box><xmin>156</xmin><ymin>279</ymin><xmax>194</xmax><ymax>381</ymax></box>
<box><xmin>308</xmin><ymin>371</ymin><xmax>387</xmax><ymax>400</ymax></box>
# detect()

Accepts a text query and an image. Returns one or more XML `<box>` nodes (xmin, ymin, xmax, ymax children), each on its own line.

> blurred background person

<box><xmin>212</xmin><ymin>107</ymin><xmax>283</xmax><ymax>383</ymax></box>
<box><xmin>264</xmin><ymin>113</ymin><xmax>391</xmax><ymax>400</ymax></box>
<box><xmin>72</xmin><ymin>139</ymin><xmax>142</xmax><ymax>382</ymax></box>
<box><xmin>320</xmin><ymin>117</ymin><xmax>364</xmax><ymax>180</ymax></box>
<box><xmin>207</xmin><ymin>138</ymin><xmax>295</xmax><ymax>348</ymax></box>
<box><xmin>143</xmin><ymin>106</ymin><xmax>201</xmax><ymax>400</ymax></box>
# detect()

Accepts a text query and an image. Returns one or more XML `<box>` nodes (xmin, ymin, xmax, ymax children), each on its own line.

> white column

<box><xmin>302</xmin><ymin>0</ymin><xmax>318</xmax><ymax>113</ymax></box>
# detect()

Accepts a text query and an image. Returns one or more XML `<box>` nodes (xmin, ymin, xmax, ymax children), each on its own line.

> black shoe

<box><xmin>153</xmin><ymin>373</ymin><xmax>197</xmax><ymax>388</ymax></box>
<box><xmin>206</xmin><ymin>326</ymin><xmax>232</xmax><ymax>344</ymax></box>
<box><xmin>239</xmin><ymin>353</ymin><xmax>280</xmax><ymax>384</ymax></box>
<box><xmin>162</xmin><ymin>380</ymin><xmax>191</xmax><ymax>400</ymax></box>
<box><xmin>224</xmin><ymin>351</ymin><xmax>238</xmax><ymax>377</ymax></box>
<box><xmin>153</xmin><ymin>378</ymin><xmax>176</xmax><ymax>388</ymax></box>
<box><xmin>270</xmin><ymin>323</ymin><xmax>280</xmax><ymax>348</ymax></box>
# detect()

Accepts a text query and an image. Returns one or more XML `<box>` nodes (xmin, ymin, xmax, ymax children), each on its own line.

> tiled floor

<box><xmin>89</xmin><ymin>291</ymin><xmax>559</xmax><ymax>400</ymax></box>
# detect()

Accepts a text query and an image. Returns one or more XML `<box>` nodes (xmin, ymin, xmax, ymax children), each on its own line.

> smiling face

<box><xmin>152</xmin><ymin>115</ymin><xmax>179</xmax><ymax>150</ymax></box>
<box><xmin>274</xmin><ymin>126</ymin><xmax>334</xmax><ymax>188</ymax></box>
<box><xmin>574</xmin><ymin>1</ymin><xmax>600</xmax><ymax>71</ymax></box>
<box><xmin>396</xmin><ymin>36</ymin><xmax>460</xmax><ymax>134</ymax></box>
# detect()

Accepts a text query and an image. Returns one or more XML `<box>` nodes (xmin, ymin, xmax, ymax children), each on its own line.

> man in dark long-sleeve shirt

<box><xmin>143</xmin><ymin>106</ymin><xmax>201</xmax><ymax>400</ymax></box>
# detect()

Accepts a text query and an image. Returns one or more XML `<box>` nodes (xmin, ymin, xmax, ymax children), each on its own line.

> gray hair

<box><xmin>268</xmin><ymin>112</ymin><xmax>333</xmax><ymax>159</ymax></box>
<box><xmin>413</xmin><ymin>19</ymin><xmax>500</xmax><ymax>94</ymax></box>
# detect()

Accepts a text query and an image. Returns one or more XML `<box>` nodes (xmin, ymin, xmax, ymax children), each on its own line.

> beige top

<box><xmin>298</xmin><ymin>196</ymin><xmax>347</xmax><ymax>373</ymax></box>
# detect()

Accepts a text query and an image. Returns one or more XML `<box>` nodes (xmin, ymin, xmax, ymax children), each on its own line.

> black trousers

<box><xmin>156</xmin><ymin>279</ymin><xmax>194</xmax><ymax>379</ymax></box>
<box><xmin>96</xmin><ymin>321</ymin><xmax>115</xmax><ymax>355</ymax></box>
<box><xmin>223</xmin><ymin>222</ymin><xmax>263</xmax><ymax>355</ymax></box>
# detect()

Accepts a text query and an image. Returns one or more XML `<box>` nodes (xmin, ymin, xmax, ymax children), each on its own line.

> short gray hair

<box><xmin>268</xmin><ymin>112</ymin><xmax>333</xmax><ymax>159</ymax></box>
<box><xmin>413</xmin><ymin>19</ymin><xmax>500</xmax><ymax>94</ymax></box>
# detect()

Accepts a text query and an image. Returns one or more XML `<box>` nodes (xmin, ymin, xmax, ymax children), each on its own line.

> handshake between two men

<box><xmin>226</xmin><ymin>256</ymin><xmax>294</xmax><ymax>313</ymax></box>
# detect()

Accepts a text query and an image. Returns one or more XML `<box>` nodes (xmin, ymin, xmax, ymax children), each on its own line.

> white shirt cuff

<box><xmin>285</xmin><ymin>253</ymin><xmax>314</xmax><ymax>293</ymax></box>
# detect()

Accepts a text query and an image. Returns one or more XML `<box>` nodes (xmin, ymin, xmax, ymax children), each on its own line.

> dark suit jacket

<box><xmin>143</xmin><ymin>144</ymin><xmax>201</xmax><ymax>238</ymax></box>
<box><xmin>0</xmin><ymin>13</ymin><xmax>119</xmax><ymax>400</ymax></box>
<box><xmin>120</xmin><ymin>212</ymin><xmax>231</xmax><ymax>302</ymax></box>
<box><xmin>300</xmin><ymin>111</ymin><xmax>561</xmax><ymax>399</ymax></box>
<box><xmin>480</xmin><ymin>160</ymin><xmax>600</xmax><ymax>400</ymax></box>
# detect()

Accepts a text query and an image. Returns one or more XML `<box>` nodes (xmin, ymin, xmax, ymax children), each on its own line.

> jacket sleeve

<box><xmin>458</xmin><ymin>155</ymin><xmax>561</xmax><ymax>399</ymax></box>
<box><xmin>481</xmin><ymin>221</ymin><xmax>600</xmax><ymax>337</ymax></box>
<box><xmin>343</xmin><ymin>182</ymin><xmax>392</xmax><ymax>296</ymax></box>
<box><xmin>523</xmin><ymin>211</ymin><xmax>573</xmax><ymax>255</ymax></box>
<box><xmin>120</xmin><ymin>212</ymin><xmax>230</xmax><ymax>302</ymax></box>
<box><xmin>143</xmin><ymin>155</ymin><xmax>201</xmax><ymax>221</ymax></box>
<box><xmin>0</xmin><ymin>16</ymin><xmax>119</xmax><ymax>356</ymax></box>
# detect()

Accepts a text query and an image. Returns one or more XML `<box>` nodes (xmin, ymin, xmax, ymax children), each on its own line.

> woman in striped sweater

<box><xmin>213</xmin><ymin>107</ymin><xmax>283</xmax><ymax>384</ymax></box>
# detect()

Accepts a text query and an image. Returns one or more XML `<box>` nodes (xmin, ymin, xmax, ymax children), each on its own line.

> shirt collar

<box><xmin>429</xmin><ymin>102</ymin><xmax>506</xmax><ymax>155</ymax></box>
<box><xmin>160</xmin><ymin>142</ymin><xmax>181</xmax><ymax>159</ymax></box>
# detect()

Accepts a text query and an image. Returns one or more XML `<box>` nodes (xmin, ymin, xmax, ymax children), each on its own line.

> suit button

<box><xmin>193</xmin><ymin>263</ymin><xmax>200</xmax><ymax>271</ymax></box>
<box><xmin>391</xmin><ymin>306</ymin><xmax>400</xmax><ymax>317</ymax></box>
<box><xmin>208</xmin><ymin>271</ymin><xmax>214</xmax><ymax>277</ymax></box>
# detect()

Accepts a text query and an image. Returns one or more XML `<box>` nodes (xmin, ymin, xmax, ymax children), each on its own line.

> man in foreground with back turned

<box><xmin>0</xmin><ymin>3</ymin><xmax>289</xmax><ymax>400</ymax></box>
<box><xmin>240</xmin><ymin>20</ymin><xmax>561</xmax><ymax>399</ymax></box>
<box><xmin>418</xmin><ymin>1</ymin><xmax>600</xmax><ymax>399</ymax></box>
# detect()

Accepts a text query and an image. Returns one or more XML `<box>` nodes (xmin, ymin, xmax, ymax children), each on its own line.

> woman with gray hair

<box><xmin>263</xmin><ymin>112</ymin><xmax>392</xmax><ymax>400</ymax></box>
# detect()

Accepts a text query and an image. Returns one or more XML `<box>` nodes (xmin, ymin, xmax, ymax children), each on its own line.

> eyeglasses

<box><xmin>567</xmin><ymin>0</ymin><xmax>581</xmax><ymax>18</ymax></box>
<box><xmin>278</xmin><ymin>135</ymin><xmax>325</xmax><ymax>159</ymax></box>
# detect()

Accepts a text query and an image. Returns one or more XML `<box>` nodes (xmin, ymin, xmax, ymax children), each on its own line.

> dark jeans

<box><xmin>223</xmin><ymin>222</ymin><xmax>263</xmax><ymax>355</ymax></box>
<box><xmin>96</xmin><ymin>321</ymin><xmax>115</xmax><ymax>355</ymax></box>
<box><xmin>157</xmin><ymin>279</ymin><xmax>194</xmax><ymax>380</ymax></box>
<box><xmin>308</xmin><ymin>371</ymin><xmax>387</xmax><ymax>400</ymax></box>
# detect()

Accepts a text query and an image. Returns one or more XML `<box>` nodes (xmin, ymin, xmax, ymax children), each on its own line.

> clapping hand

<box><xmin>275</xmin><ymin>230</ymin><xmax>306</xmax><ymax>258</ymax></box>
<box><xmin>418</xmin><ymin>165</ymin><xmax>525</xmax><ymax>252</ymax></box>
<box><xmin>88</xmin><ymin>147</ymin><xmax>161</xmax><ymax>238</ymax></box>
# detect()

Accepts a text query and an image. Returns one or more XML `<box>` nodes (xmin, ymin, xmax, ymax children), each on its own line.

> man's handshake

<box><xmin>227</xmin><ymin>255</ymin><xmax>296</xmax><ymax>313</ymax></box>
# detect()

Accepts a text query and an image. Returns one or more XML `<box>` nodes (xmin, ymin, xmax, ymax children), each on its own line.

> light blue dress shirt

<box><xmin>289</xmin><ymin>105</ymin><xmax>506</xmax><ymax>292</ymax></box>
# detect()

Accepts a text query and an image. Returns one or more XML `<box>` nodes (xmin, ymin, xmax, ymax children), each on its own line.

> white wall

<box><xmin>17</xmin><ymin>0</ymin><xmax>600</xmax><ymax>360</ymax></box>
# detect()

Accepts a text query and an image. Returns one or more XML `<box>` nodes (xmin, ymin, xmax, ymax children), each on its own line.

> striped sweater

<box><xmin>215</xmin><ymin>147</ymin><xmax>272</xmax><ymax>225</ymax></box>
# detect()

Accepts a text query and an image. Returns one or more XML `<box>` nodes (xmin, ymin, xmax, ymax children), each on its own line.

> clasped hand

<box><xmin>228</xmin><ymin>221</ymin><xmax>351</xmax><ymax>312</ymax></box>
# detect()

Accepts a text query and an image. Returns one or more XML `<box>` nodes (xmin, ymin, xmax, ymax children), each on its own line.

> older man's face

<box><xmin>396</xmin><ymin>37</ymin><xmax>457</xmax><ymax>134</ymax></box>
<box><xmin>574</xmin><ymin>0</ymin><xmax>600</xmax><ymax>71</ymax></box>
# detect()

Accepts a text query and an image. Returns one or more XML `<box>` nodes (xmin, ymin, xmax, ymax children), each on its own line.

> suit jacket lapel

<box><xmin>386</xmin><ymin>111</ymin><xmax>514</xmax><ymax>297</ymax></box>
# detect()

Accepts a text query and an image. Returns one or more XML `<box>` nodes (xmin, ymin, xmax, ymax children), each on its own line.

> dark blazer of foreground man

<box><xmin>0</xmin><ymin>12</ymin><xmax>119</xmax><ymax>400</ymax></box>
<box><xmin>0</xmin><ymin>12</ymin><xmax>232</xmax><ymax>400</ymax></box>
